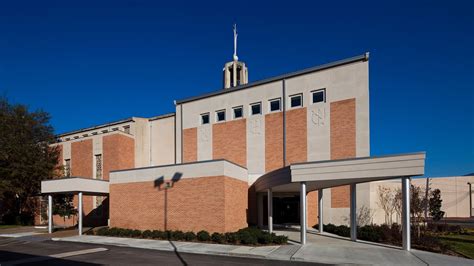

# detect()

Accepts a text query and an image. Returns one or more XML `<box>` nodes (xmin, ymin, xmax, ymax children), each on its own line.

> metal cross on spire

<box><xmin>233</xmin><ymin>24</ymin><xmax>238</xmax><ymax>61</ymax></box>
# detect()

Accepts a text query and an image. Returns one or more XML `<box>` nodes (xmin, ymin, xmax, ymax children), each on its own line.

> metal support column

<box><xmin>300</xmin><ymin>182</ymin><xmax>307</xmax><ymax>245</ymax></box>
<box><xmin>350</xmin><ymin>183</ymin><xmax>357</xmax><ymax>241</ymax></box>
<box><xmin>48</xmin><ymin>194</ymin><xmax>53</xmax><ymax>234</ymax></box>
<box><xmin>402</xmin><ymin>177</ymin><xmax>411</xmax><ymax>251</ymax></box>
<box><xmin>267</xmin><ymin>188</ymin><xmax>273</xmax><ymax>233</ymax></box>
<box><xmin>78</xmin><ymin>192</ymin><xmax>83</xmax><ymax>236</ymax></box>
<box><xmin>318</xmin><ymin>188</ymin><xmax>323</xmax><ymax>233</ymax></box>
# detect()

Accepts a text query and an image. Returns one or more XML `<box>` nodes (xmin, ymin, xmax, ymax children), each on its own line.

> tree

<box><xmin>0</xmin><ymin>97</ymin><xmax>59</xmax><ymax>224</ymax></box>
<box><xmin>429</xmin><ymin>189</ymin><xmax>445</xmax><ymax>222</ymax></box>
<box><xmin>377</xmin><ymin>186</ymin><xmax>396</xmax><ymax>224</ymax></box>
<box><xmin>53</xmin><ymin>194</ymin><xmax>77</xmax><ymax>224</ymax></box>
<box><xmin>394</xmin><ymin>188</ymin><xmax>402</xmax><ymax>225</ymax></box>
<box><xmin>410</xmin><ymin>184</ymin><xmax>428</xmax><ymax>238</ymax></box>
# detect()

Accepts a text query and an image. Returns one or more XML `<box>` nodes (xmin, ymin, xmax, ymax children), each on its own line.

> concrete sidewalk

<box><xmin>54</xmin><ymin>232</ymin><xmax>474</xmax><ymax>265</ymax></box>
<box><xmin>54</xmin><ymin>235</ymin><xmax>300</xmax><ymax>261</ymax></box>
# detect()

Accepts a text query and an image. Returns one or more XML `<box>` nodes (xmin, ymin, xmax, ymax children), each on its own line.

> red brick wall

<box><xmin>213</xmin><ymin>119</ymin><xmax>247</xmax><ymax>167</ymax></box>
<box><xmin>110</xmin><ymin>176</ymin><xmax>248</xmax><ymax>233</ymax></box>
<box><xmin>330</xmin><ymin>98</ymin><xmax>356</xmax><ymax>208</ymax></box>
<box><xmin>183</xmin><ymin>128</ymin><xmax>197</xmax><ymax>163</ymax></box>
<box><xmin>285</xmin><ymin>108</ymin><xmax>307</xmax><ymax>165</ymax></box>
<box><xmin>307</xmin><ymin>190</ymin><xmax>318</xmax><ymax>227</ymax></box>
<box><xmin>103</xmin><ymin>134</ymin><xmax>135</xmax><ymax>180</ymax></box>
<box><xmin>265</xmin><ymin>112</ymin><xmax>283</xmax><ymax>172</ymax></box>
<box><xmin>71</xmin><ymin>139</ymin><xmax>93</xmax><ymax>178</ymax></box>
<box><xmin>224</xmin><ymin>177</ymin><xmax>249</xmax><ymax>231</ymax></box>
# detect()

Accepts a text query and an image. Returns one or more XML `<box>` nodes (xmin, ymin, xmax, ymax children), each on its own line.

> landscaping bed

<box><xmin>86</xmin><ymin>227</ymin><xmax>288</xmax><ymax>246</ymax></box>
<box><xmin>315</xmin><ymin>223</ymin><xmax>474</xmax><ymax>259</ymax></box>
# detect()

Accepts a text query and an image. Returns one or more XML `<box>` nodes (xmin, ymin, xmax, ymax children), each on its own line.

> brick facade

<box><xmin>330</xmin><ymin>98</ymin><xmax>356</xmax><ymax>208</ymax></box>
<box><xmin>265</xmin><ymin>112</ymin><xmax>283</xmax><ymax>172</ymax></box>
<box><xmin>183</xmin><ymin>128</ymin><xmax>197</xmax><ymax>163</ymax></box>
<box><xmin>110</xmin><ymin>176</ymin><xmax>248</xmax><ymax>233</ymax></box>
<box><xmin>103</xmin><ymin>134</ymin><xmax>135</xmax><ymax>180</ymax></box>
<box><xmin>213</xmin><ymin>119</ymin><xmax>247</xmax><ymax>167</ymax></box>
<box><xmin>285</xmin><ymin>108</ymin><xmax>307</xmax><ymax>165</ymax></box>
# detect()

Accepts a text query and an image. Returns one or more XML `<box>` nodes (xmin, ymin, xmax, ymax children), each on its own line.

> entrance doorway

<box><xmin>263</xmin><ymin>195</ymin><xmax>300</xmax><ymax>225</ymax></box>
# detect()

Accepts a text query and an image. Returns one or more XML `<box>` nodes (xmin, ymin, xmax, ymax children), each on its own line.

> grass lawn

<box><xmin>0</xmin><ymin>224</ymin><xmax>21</xmax><ymax>229</ymax></box>
<box><xmin>439</xmin><ymin>234</ymin><xmax>474</xmax><ymax>259</ymax></box>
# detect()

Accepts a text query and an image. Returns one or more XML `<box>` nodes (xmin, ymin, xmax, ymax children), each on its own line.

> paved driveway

<box><xmin>0</xmin><ymin>236</ymin><xmax>318</xmax><ymax>265</ymax></box>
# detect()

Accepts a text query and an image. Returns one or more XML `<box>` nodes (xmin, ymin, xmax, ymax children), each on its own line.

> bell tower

<box><xmin>223</xmin><ymin>24</ymin><xmax>248</xmax><ymax>89</ymax></box>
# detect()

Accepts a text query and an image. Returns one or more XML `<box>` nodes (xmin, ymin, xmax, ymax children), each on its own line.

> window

<box><xmin>82</xmin><ymin>134</ymin><xmax>88</xmax><ymax>137</ymax></box>
<box><xmin>201</xmin><ymin>113</ymin><xmax>210</xmax><ymax>125</ymax></box>
<box><xmin>95</xmin><ymin>154</ymin><xmax>102</xmax><ymax>180</ymax></box>
<box><xmin>233</xmin><ymin>106</ymin><xmax>243</xmax><ymax>119</ymax></box>
<box><xmin>269</xmin><ymin>98</ymin><xmax>281</xmax><ymax>112</ymax></box>
<box><xmin>91</xmin><ymin>132</ymin><xmax>98</xmax><ymax>135</ymax></box>
<box><xmin>216</xmin><ymin>110</ymin><xmax>226</xmax><ymax>122</ymax></box>
<box><xmin>250</xmin><ymin>102</ymin><xmax>261</xmax><ymax>115</ymax></box>
<box><xmin>290</xmin><ymin>94</ymin><xmax>302</xmax><ymax>108</ymax></box>
<box><xmin>101</xmin><ymin>130</ymin><xmax>108</xmax><ymax>134</ymax></box>
<box><xmin>64</xmin><ymin>159</ymin><xmax>71</xmax><ymax>177</ymax></box>
<box><xmin>65</xmin><ymin>137</ymin><xmax>70</xmax><ymax>141</ymax></box>
<box><xmin>112</xmin><ymin>127</ymin><xmax>118</xmax><ymax>131</ymax></box>
<box><xmin>312</xmin><ymin>89</ymin><xmax>326</xmax><ymax>104</ymax></box>
<box><xmin>123</xmin><ymin>126</ymin><xmax>130</xmax><ymax>134</ymax></box>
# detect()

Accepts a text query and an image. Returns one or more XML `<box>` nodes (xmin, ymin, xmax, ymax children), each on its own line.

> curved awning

<box><xmin>253</xmin><ymin>152</ymin><xmax>425</xmax><ymax>192</ymax></box>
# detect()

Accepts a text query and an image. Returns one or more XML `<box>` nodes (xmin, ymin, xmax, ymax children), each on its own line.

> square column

<box><xmin>267</xmin><ymin>188</ymin><xmax>273</xmax><ymax>233</ymax></box>
<box><xmin>350</xmin><ymin>183</ymin><xmax>357</xmax><ymax>241</ymax></box>
<box><xmin>48</xmin><ymin>195</ymin><xmax>53</xmax><ymax>234</ymax></box>
<box><xmin>78</xmin><ymin>192</ymin><xmax>83</xmax><ymax>236</ymax></box>
<box><xmin>402</xmin><ymin>177</ymin><xmax>411</xmax><ymax>251</ymax></box>
<box><xmin>318</xmin><ymin>188</ymin><xmax>323</xmax><ymax>233</ymax></box>
<box><xmin>300</xmin><ymin>182</ymin><xmax>307</xmax><ymax>245</ymax></box>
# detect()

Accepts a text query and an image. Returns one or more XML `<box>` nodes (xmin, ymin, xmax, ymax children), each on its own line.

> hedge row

<box><xmin>87</xmin><ymin>227</ymin><xmax>288</xmax><ymax>245</ymax></box>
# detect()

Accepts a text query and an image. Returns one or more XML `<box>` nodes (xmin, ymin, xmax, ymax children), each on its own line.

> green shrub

<box><xmin>211</xmin><ymin>232</ymin><xmax>225</xmax><ymax>244</ymax></box>
<box><xmin>151</xmin><ymin>230</ymin><xmax>164</xmax><ymax>239</ymax></box>
<box><xmin>184</xmin><ymin>231</ymin><xmax>196</xmax><ymax>241</ymax></box>
<box><xmin>131</xmin><ymin>229</ymin><xmax>142</xmax><ymax>238</ymax></box>
<box><xmin>97</xmin><ymin>227</ymin><xmax>109</xmax><ymax>236</ymax></box>
<box><xmin>225</xmin><ymin>232</ymin><xmax>239</xmax><ymax>244</ymax></box>
<box><xmin>273</xmin><ymin>235</ymin><xmax>288</xmax><ymax>244</ymax></box>
<box><xmin>142</xmin><ymin>230</ymin><xmax>152</xmax><ymax>239</ymax></box>
<box><xmin>171</xmin><ymin>230</ymin><xmax>185</xmax><ymax>241</ymax></box>
<box><xmin>238</xmin><ymin>230</ymin><xmax>257</xmax><ymax>245</ymax></box>
<box><xmin>258</xmin><ymin>232</ymin><xmax>273</xmax><ymax>244</ymax></box>
<box><xmin>197</xmin><ymin>230</ymin><xmax>211</xmax><ymax>241</ymax></box>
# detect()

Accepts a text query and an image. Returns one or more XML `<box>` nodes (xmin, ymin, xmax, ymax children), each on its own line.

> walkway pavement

<box><xmin>54</xmin><ymin>231</ymin><xmax>474</xmax><ymax>265</ymax></box>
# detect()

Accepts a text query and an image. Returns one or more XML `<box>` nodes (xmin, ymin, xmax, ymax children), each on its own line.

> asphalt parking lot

<box><xmin>0</xmin><ymin>237</ymin><xmax>321</xmax><ymax>265</ymax></box>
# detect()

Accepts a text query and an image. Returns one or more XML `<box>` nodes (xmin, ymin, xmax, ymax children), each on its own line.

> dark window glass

<box><xmin>291</xmin><ymin>95</ymin><xmax>302</xmax><ymax>107</ymax></box>
<box><xmin>270</xmin><ymin>99</ymin><xmax>281</xmax><ymax>112</ymax></box>
<box><xmin>234</xmin><ymin>107</ymin><xmax>243</xmax><ymax>118</ymax></box>
<box><xmin>251</xmin><ymin>103</ymin><xmax>261</xmax><ymax>115</ymax></box>
<box><xmin>201</xmin><ymin>114</ymin><xmax>210</xmax><ymax>124</ymax></box>
<box><xmin>312</xmin><ymin>90</ymin><xmax>325</xmax><ymax>103</ymax></box>
<box><xmin>217</xmin><ymin>111</ymin><xmax>226</xmax><ymax>122</ymax></box>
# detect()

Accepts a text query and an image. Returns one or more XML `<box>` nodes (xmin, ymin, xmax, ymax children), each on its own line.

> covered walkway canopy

<box><xmin>41</xmin><ymin>177</ymin><xmax>109</xmax><ymax>235</ymax></box>
<box><xmin>253</xmin><ymin>152</ymin><xmax>425</xmax><ymax>250</ymax></box>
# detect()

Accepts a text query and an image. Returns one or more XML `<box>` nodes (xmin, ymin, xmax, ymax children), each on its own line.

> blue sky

<box><xmin>0</xmin><ymin>1</ymin><xmax>472</xmax><ymax>177</ymax></box>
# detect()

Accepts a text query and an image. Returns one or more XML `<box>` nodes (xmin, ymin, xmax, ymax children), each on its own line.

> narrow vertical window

<box><xmin>64</xmin><ymin>159</ymin><xmax>71</xmax><ymax>177</ymax></box>
<box><xmin>95</xmin><ymin>154</ymin><xmax>102</xmax><ymax>180</ymax></box>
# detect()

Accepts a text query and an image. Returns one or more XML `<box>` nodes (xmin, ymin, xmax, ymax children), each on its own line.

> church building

<box><xmin>39</xmin><ymin>26</ymin><xmax>425</xmax><ymax>249</ymax></box>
